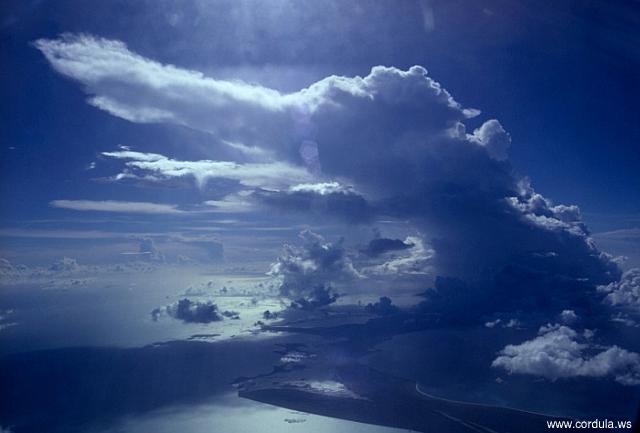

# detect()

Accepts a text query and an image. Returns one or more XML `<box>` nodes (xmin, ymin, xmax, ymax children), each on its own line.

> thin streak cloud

<box><xmin>50</xmin><ymin>200</ymin><xmax>186</xmax><ymax>214</ymax></box>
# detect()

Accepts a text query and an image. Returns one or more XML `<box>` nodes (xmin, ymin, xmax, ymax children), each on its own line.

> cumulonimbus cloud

<box><xmin>37</xmin><ymin>34</ymin><xmax>625</xmax><ymax>320</ymax></box>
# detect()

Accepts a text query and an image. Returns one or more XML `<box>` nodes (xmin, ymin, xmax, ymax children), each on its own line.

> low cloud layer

<box><xmin>492</xmin><ymin>324</ymin><xmax>640</xmax><ymax>386</ymax></box>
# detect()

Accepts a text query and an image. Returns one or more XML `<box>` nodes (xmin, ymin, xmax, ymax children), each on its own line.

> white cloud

<box><xmin>467</xmin><ymin>119</ymin><xmax>511</xmax><ymax>161</ymax></box>
<box><xmin>559</xmin><ymin>309</ymin><xmax>578</xmax><ymax>324</ymax></box>
<box><xmin>222</xmin><ymin>140</ymin><xmax>270</xmax><ymax>158</ymax></box>
<box><xmin>50</xmin><ymin>199</ymin><xmax>185</xmax><ymax>214</ymax></box>
<box><xmin>492</xmin><ymin>324</ymin><xmax>640</xmax><ymax>386</ymax></box>
<box><xmin>288</xmin><ymin>182</ymin><xmax>350</xmax><ymax>195</ymax></box>
<box><xmin>484</xmin><ymin>318</ymin><xmax>521</xmax><ymax>329</ymax></box>
<box><xmin>34</xmin><ymin>33</ymin><xmax>288</xmax><ymax>115</ymax></box>
<box><xmin>89</xmin><ymin>95</ymin><xmax>177</xmax><ymax>123</ymax></box>
<box><xmin>102</xmin><ymin>150</ymin><xmax>312</xmax><ymax>189</ymax></box>
<box><xmin>485</xmin><ymin>319</ymin><xmax>501</xmax><ymax>328</ymax></box>
<box><xmin>203</xmin><ymin>191</ymin><xmax>257</xmax><ymax>213</ymax></box>
<box><xmin>598</xmin><ymin>268</ymin><xmax>640</xmax><ymax>311</ymax></box>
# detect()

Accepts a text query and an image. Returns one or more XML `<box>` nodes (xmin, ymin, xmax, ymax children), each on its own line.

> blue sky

<box><xmin>1</xmin><ymin>2</ymin><xmax>640</xmax><ymax>426</ymax></box>
<box><xmin>2</xmin><ymin>0</ymin><xmax>639</xmax><ymax>231</ymax></box>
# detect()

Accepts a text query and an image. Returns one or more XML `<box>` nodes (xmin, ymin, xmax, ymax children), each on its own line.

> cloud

<box><xmin>559</xmin><ymin>309</ymin><xmax>579</xmax><ymax>324</ymax></box>
<box><xmin>467</xmin><ymin>118</ymin><xmax>511</xmax><ymax>161</ymax></box>
<box><xmin>268</xmin><ymin>230</ymin><xmax>361</xmax><ymax>307</ymax></box>
<box><xmin>203</xmin><ymin>192</ymin><xmax>257</xmax><ymax>213</ymax></box>
<box><xmin>136</xmin><ymin>238</ymin><xmax>166</xmax><ymax>262</ymax></box>
<box><xmin>361</xmin><ymin>236</ymin><xmax>415</xmax><ymax>257</ymax></box>
<box><xmin>492</xmin><ymin>324</ymin><xmax>640</xmax><ymax>386</ymax></box>
<box><xmin>0</xmin><ymin>258</ymin><xmax>28</xmax><ymax>278</ymax></box>
<box><xmin>0</xmin><ymin>309</ymin><xmax>17</xmax><ymax>332</ymax></box>
<box><xmin>37</xmin><ymin>34</ymin><xmax>622</xmax><ymax>320</ymax></box>
<box><xmin>0</xmin><ymin>257</ymin><xmax>161</xmax><ymax>284</ymax></box>
<box><xmin>255</xmin><ymin>185</ymin><xmax>372</xmax><ymax>223</ymax></box>
<box><xmin>362</xmin><ymin>236</ymin><xmax>434</xmax><ymax>276</ymax></box>
<box><xmin>222</xmin><ymin>140</ymin><xmax>270</xmax><ymax>158</ymax></box>
<box><xmin>289</xmin><ymin>285</ymin><xmax>339</xmax><ymax>311</ymax></box>
<box><xmin>288</xmin><ymin>182</ymin><xmax>348</xmax><ymax>195</ymax></box>
<box><xmin>34</xmin><ymin>34</ymin><xmax>289</xmax><ymax>133</ymax></box>
<box><xmin>181</xmin><ymin>238</ymin><xmax>224</xmax><ymax>262</ymax></box>
<box><xmin>484</xmin><ymin>318</ymin><xmax>520</xmax><ymax>329</ymax></box>
<box><xmin>594</xmin><ymin>228</ymin><xmax>640</xmax><ymax>241</ymax></box>
<box><xmin>598</xmin><ymin>268</ymin><xmax>640</xmax><ymax>312</ymax></box>
<box><xmin>365</xmin><ymin>296</ymin><xmax>400</xmax><ymax>316</ymax></box>
<box><xmin>48</xmin><ymin>257</ymin><xmax>82</xmax><ymax>273</ymax></box>
<box><xmin>51</xmin><ymin>199</ymin><xmax>185</xmax><ymax>214</ymax></box>
<box><xmin>102</xmin><ymin>150</ymin><xmax>312</xmax><ymax>189</ymax></box>
<box><xmin>151</xmin><ymin>298</ymin><xmax>235</xmax><ymax>323</ymax></box>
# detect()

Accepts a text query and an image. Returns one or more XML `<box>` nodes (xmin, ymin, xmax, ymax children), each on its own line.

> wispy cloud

<box><xmin>203</xmin><ymin>192</ymin><xmax>257</xmax><ymax>213</ymax></box>
<box><xmin>102</xmin><ymin>150</ymin><xmax>312</xmax><ymax>189</ymax></box>
<box><xmin>593</xmin><ymin>228</ymin><xmax>640</xmax><ymax>241</ymax></box>
<box><xmin>50</xmin><ymin>200</ymin><xmax>186</xmax><ymax>214</ymax></box>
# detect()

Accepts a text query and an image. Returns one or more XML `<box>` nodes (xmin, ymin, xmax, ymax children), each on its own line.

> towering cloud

<box><xmin>36</xmin><ymin>34</ymin><xmax>621</xmax><ymax>318</ymax></box>
<box><xmin>268</xmin><ymin>230</ymin><xmax>360</xmax><ymax>308</ymax></box>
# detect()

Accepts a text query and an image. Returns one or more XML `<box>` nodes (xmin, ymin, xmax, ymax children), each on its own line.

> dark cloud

<box><xmin>152</xmin><ymin>298</ymin><xmax>224</xmax><ymax>323</ymax></box>
<box><xmin>262</xmin><ymin>310</ymin><xmax>279</xmax><ymax>320</ymax></box>
<box><xmin>290</xmin><ymin>285</ymin><xmax>339</xmax><ymax>310</ymax></box>
<box><xmin>255</xmin><ymin>186</ymin><xmax>373</xmax><ymax>224</ymax></box>
<box><xmin>365</xmin><ymin>296</ymin><xmax>399</xmax><ymax>316</ymax></box>
<box><xmin>361</xmin><ymin>236</ymin><xmax>433</xmax><ymax>277</ymax></box>
<box><xmin>221</xmin><ymin>310</ymin><xmax>240</xmax><ymax>320</ymax></box>
<box><xmin>361</xmin><ymin>237</ymin><xmax>415</xmax><ymax>257</ymax></box>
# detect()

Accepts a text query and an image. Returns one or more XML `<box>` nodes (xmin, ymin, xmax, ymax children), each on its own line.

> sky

<box><xmin>2</xmin><ymin>0</ymin><xmax>639</xmax><ymax>231</ymax></box>
<box><xmin>1</xmin><ymin>1</ymin><xmax>640</xmax><ymax>432</ymax></box>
